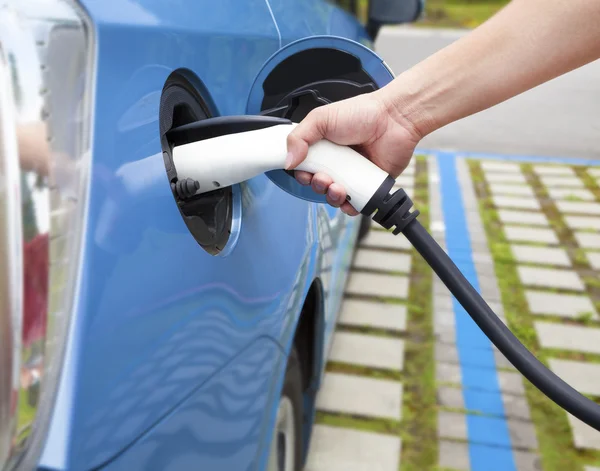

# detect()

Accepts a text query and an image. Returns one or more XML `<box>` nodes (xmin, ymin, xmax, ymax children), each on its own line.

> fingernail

<box><xmin>314</xmin><ymin>182</ymin><xmax>325</xmax><ymax>192</ymax></box>
<box><xmin>297</xmin><ymin>173</ymin><xmax>311</xmax><ymax>185</ymax></box>
<box><xmin>284</xmin><ymin>152</ymin><xmax>294</xmax><ymax>170</ymax></box>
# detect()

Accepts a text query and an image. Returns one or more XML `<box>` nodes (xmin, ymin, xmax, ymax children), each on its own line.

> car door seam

<box><xmin>263</xmin><ymin>0</ymin><xmax>282</xmax><ymax>48</ymax></box>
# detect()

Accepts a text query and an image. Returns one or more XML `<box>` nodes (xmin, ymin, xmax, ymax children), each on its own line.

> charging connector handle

<box><xmin>378</xmin><ymin>191</ymin><xmax>600</xmax><ymax>431</ymax></box>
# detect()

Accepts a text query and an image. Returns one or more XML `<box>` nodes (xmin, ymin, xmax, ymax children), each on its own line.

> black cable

<box><xmin>362</xmin><ymin>180</ymin><xmax>600</xmax><ymax>431</ymax></box>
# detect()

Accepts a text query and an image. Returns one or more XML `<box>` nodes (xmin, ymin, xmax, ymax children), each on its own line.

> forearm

<box><xmin>379</xmin><ymin>0</ymin><xmax>600</xmax><ymax>137</ymax></box>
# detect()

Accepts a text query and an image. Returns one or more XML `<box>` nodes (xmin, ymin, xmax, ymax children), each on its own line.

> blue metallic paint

<box><xmin>39</xmin><ymin>1</ymin><xmax>387</xmax><ymax>469</ymax></box>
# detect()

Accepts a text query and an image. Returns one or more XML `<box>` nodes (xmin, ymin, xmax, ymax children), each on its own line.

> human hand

<box><xmin>285</xmin><ymin>91</ymin><xmax>422</xmax><ymax>216</ymax></box>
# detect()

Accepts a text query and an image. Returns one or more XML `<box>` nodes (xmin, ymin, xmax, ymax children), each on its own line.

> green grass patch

<box><xmin>417</xmin><ymin>0</ymin><xmax>508</xmax><ymax>29</ymax></box>
<box><xmin>316</xmin><ymin>410</ymin><xmax>400</xmax><ymax>435</ymax></box>
<box><xmin>400</xmin><ymin>156</ymin><xmax>438</xmax><ymax>471</ymax></box>
<box><xmin>469</xmin><ymin>160</ymin><xmax>588</xmax><ymax>471</ymax></box>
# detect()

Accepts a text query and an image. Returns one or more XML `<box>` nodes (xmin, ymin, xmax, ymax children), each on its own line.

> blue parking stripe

<box><xmin>437</xmin><ymin>152</ymin><xmax>517</xmax><ymax>471</ymax></box>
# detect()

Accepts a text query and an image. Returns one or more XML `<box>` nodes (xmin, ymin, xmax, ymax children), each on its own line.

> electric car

<box><xmin>0</xmin><ymin>1</ymin><xmax>421</xmax><ymax>470</ymax></box>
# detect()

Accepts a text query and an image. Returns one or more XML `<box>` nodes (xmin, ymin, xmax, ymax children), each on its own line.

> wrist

<box><xmin>376</xmin><ymin>73</ymin><xmax>440</xmax><ymax>140</ymax></box>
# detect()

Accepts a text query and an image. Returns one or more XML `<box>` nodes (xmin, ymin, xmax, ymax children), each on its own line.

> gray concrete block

<box><xmin>540</xmin><ymin>176</ymin><xmax>584</xmax><ymax>188</ymax></box>
<box><xmin>513</xmin><ymin>451</ymin><xmax>543</xmax><ymax>471</ymax></box>
<box><xmin>535</xmin><ymin>321</ymin><xmax>600</xmax><ymax>354</ymax></box>
<box><xmin>567</xmin><ymin>414</ymin><xmax>600</xmax><ymax>450</ymax></box>
<box><xmin>438</xmin><ymin>440</ymin><xmax>470</xmax><ymax>471</ymax></box>
<box><xmin>534</xmin><ymin>165</ymin><xmax>576</xmax><ymax>176</ymax></box>
<box><xmin>547</xmin><ymin>187</ymin><xmax>595</xmax><ymax>201</ymax></box>
<box><xmin>587</xmin><ymin>252</ymin><xmax>600</xmax><ymax>270</ymax></box>
<box><xmin>511</xmin><ymin>244</ymin><xmax>571</xmax><ymax>267</ymax></box>
<box><xmin>495</xmin><ymin>349</ymin><xmax>516</xmax><ymax>371</ymax></box>
<box><xmin>556</xmin><ymin>201</ymin><xmax>600</xmax><ymax>215</ymax></box>
<box><xmin>481</xmin><ymin>161</ymin><xmax>522</xmax><ymax>173</ymax></box>
<box><xmin>316</xmin><ymin>373</ymin><xmax>403</xmax><ymax>420</ymax></box>
<box><xmin>437</xmin><ymin>363</ymin><xmax>462</xmax><ymax>385</ymax></box>
<box><xmin>584</xmin><ymin>467</ymin><xmax>600</xmax><ymax>471</ymax></box>
<box><xmin>497</xmin><ymin>210</ymin><xmax>549</xmax><ymax>226</ymax></box>
<box><xmin>346</xmin><ymin>272</ymin><xmax>409</xmax><ymax>299</ymax></box>
<box><xmin>435</xmin><ymin>342</ymin><xmax>459</xmax><ymax>364</ymax></box>
<box><xmin>339</xmin><ymin>299</ymin><xmax>407</xmax><ymax>332</ymax></box>
<box><xmin>437</xmin><ymin>386</ymin><xmax>464</xmax><ymax>409</ymax></box>
<box><xmin>438</xmin><ymin>411</ymin><xmax>468</xmax><ymax>440</ymax></box>
<box><xmin>486</xmin><ymin>173</ymin><xmax>527</xmax><ymax>184</ymax></box>
<box><xmin>549</xmin><ymin>359</ymin><xmax>600</xmax><ymax>396</ymax></box>
<box><xmin>361</xmin><ymin>230</ymin><xmax>411</xmax><ymax>251</ymax></box>
<box><xmin>526</xmin><ymin>290</ymin><xmax>597</xmax><ymax>319</ymax></box>
<box><xmin>353</xmin><ymin>249</ymin><xmax>412</xmax><ymax>273</ymax></box>
<box><xmin>305</xmin><ymin>425</ymin><xmax>401</xmax><ymax>471</ymax></box>
<box><xmin>575</xmin><ymin>232</ymin><xmax>600</xmax><ymax>249</ymax></box>
<box><xmin>504</xmin><ymin>226</ymin><xmax>558</xmax><ymax>244</ymax></box>
<box><xmin>498</xmin><ymin>370</ymin><xmax>526</xmax><ymax>396</ymax></box>
<box><xmin>504</xmin><ymin>394</ymin><xmax>532</xmax><ymax>421</ymax></box>
<box><xmin>493</xmin><ymin>195</ymin><xmax>541</xmax><ymax>210</ymax></box>
<box><xmin>517</xmin><ymin>266</ymin><xmax>585</xmax><ymax>291</ymax></box>
<box><xmin>588</xmin><ymin>168</ymin><xmax>600</xmax><ymax>178</ymax></box>
<box><xmin>329</xmin><ymin>332</ymin><xmax>405</xmax><ymax>371</ymax></box>
<box><xmin>489</xmin><ymin>184</ymin><xmax>535</xmax><ymax>197</ymax></box>
<box><xmin>565</xmin><ymin>215</ymin><xmax>600</xmax><ymax>231</ymax></box>
<box><xmin>508</xmin><ymin>419</ymin><xmax>539</xmax><ymax>450</ymax></box>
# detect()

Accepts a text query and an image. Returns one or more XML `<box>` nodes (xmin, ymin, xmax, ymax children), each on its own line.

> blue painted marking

<box><xmin>419</xmin><ymin>147</ymin><xmax>600</xmax><ymax>166</ymax></box>
<box><xmin>464</xmin><ymin>389</ymin><xmax>506</xmax><ymax>417</ymax></box>
<box><xmin>437</xmin><ymin>152</ymin><xmax>517</xmax><ymax>470</ymax></box>
<box><xmin>470</xmin><ymin>444</ymin><xmax>516</xmax><ymax>471</ymax></box>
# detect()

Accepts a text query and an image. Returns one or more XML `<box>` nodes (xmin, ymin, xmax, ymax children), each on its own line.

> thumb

<box><xmin>285</xmin><ymin>108</ymin><xmax>328</xmax><ymax>170</ymax></box>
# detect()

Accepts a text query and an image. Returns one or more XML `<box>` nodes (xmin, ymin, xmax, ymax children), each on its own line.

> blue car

<box><xmin>0</xmin><ymin>1</ymin><xmax>421</xmax><ymax>470</ymax></box>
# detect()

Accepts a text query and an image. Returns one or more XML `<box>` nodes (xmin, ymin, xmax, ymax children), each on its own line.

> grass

<box><xmin>417</xmin><ymin>0</ymin><xmax>509</xmax><ymax>29</ymax></box>
<box><xmin>470</xmin><ymin>160</ymin><xmax>600</xmax><ymax>471</ymax></box>
<box><xmin>400</xmin><ymin>156</ymin><xmax>437</xmax><ymax>471</ymax></box>
<box><xmin>316</xmin><ymin>155</ymin><xmax>436</xmax><ymax>470</ymax></box>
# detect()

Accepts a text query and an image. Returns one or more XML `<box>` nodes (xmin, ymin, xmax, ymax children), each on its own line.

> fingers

<box><xmin>311</xmin><ymin>172</ymin><xmax>332</xmax><ymax>195</ymax></box>
<box><xmin>326</xmin><ymin>182</ymin><xmax>346</xmax><ymax>208</ymax></box>
<box><xmin>285</xmin><ymin>108</ymin><xmax>327</xmax><ymax>170</ymax></box>
<box><xmin>295</xmin><ymin>170</ymin><xmax>312</xmax><ymax>186</ymax></box>
<box><xmin>341</xmin><ymin>201</ymin><xmax>359</xmax><ymax>216</ymax></box>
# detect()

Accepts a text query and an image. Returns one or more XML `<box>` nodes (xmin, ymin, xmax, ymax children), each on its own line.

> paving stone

<box><xmin>587</xmin><ymin>252</ymin><xmax>600</xmax><ymax>270</ymax></box>
<box><xmin>305</xmin><ymin>425</ymin><xmax>401</xmax><ymax>471</ymax></box>
<box><xmin>567</xmin><ymin>414</ymin><xmax>600</xmax><ymax>450</ymax></box>
<box><xmin>540</xmin><ymin>176</ymin><xmax>584</xmax><ymax>188</ymax></box>
<box><xmin>489</xmin><ymin>184</ymin><xmax>536</xmax><ymax>197</ymax></box>
<box><xmin>330</xmin><ymin>332</ymin><xmax>405</xmax><ymax>371</ymax></box>
<box><xmin>547</xmin><ymin>187</ymin><xmax>596</xmax><ymax>201</ymax></box>
<box><xmin>556</xmin><ymin>201</ymin><xmax>600</xmax><ymax>215</ymax></box>
<box><xmin>353</xmin><ymin>249</ymin><xmax>412</xmax><ymax>273</ymax></box>
<box><xmin>492</xmin><ymin>195</ymin><xmax>541</xmax><ymax>210</ymax></box>
<box><xmin>511</xmin><ymin>244</ymin><xmax>571</xmax><ymax>267</ymax></box>
<box><xmin>438</xmin><ymin>440</ymin><xmax>470</xmax><ymax>471</ymax></box>
<box><xmin>565</xmin><ymin>215</ymin><xmax>600</xmax><ymax>231</ymax></box>
<box><xmin>339</xmin><ymin>299</ymin><xmax>407</xmax><ymax>332</ymax></box>
<box><xmin>437</xmin><ymin>386</ymin><xmax>464</xmax><ymax>409</ymax></box>
<box><xmin>549</xmin><ymin>359</ymin><xmax>600</xmax><ymax>396</ymax></box>
<box><xmin>497</xmin><ymin>209</ymin><xmax>549</xmax><ymax>226</ymax></box>
<box><xmin>346</xmin><ymin>272</ymin><xmax>409</xmax><ymax>299</ymax></box>
<box><xmin>533</xmin><ymin>165</ymin><xmax>576</xmax><ymax>176</ymax></box>
<box><xmin>316</xmin><ymin>373</ymin><xmax>402</xmax><ymax>420</ymax></box>
<box><xmin>588</xmin><ymin>168</ymin><xmax>600</xmax><ymax>177</ymax></box>
<box><xmin>575</xmin><ymin>232</ymin><xmax>600</xmax><ymax>249</ymax></box>
<box><xmin>525</xmin><ymin>290</ymin><xmax>598</xmax><ymax>319</ymax></box>
<box><xmin>508</xmin><ymin>419</ymin><xmax>539</xmax><ymax>450</ymax></box>
<box><xmin>435</xmin><ymin>342</ymin><xmax>459</xmax><ymax>364</ymax></box>
<box><xmin>437</xmin><ymin>363</ymin><xmax>461</xmax><ymax>385</ymax></box>
<box><xmin>438</xmin><ymin>411</ymin><xmax>467</xmax><ymax>440</ymax></box>
<box><xmin>517</xmin><ymin>266</ymin><xmax>585</xmax><ymax>291</ymax></box>
<box><xmin>497</xmin><ymin>370</ymin><xmax>527</xmax><ymax>396</ymax></box>
<box><xmin>504</xmin><ymin>226</ymin><xmax>558</xmax><ymax>244</ymax></box>
<box><xmin>503</xmin><ymin>394</ymin><xmax>532</xmax><ymax>421</ymax></box>
<box><xmin>495</xmin><ymin>349</ymin><xmax>517</xmax><ymax>371</ymax></box>
<box><xmin>481</xmin><ymin>161</ymin><xmax>522</xmax><ymax>173</ymax></box>
<box><xmin>584</xmin><ymin>467</ymin><xmax>600</xmax><ymax>471</ymax></box>
<box><xmin>535</xmin><ymin>321</ymin><xmax>600</xmax><ymax>354</ymax></box>
<box><xmin>361</xmin><ymin>230</ymin><xmax>411</xmax><ymax>251</ymax></box>
<box><xmin>393</xmin><ymin>175</ymin><xmax>414</xmax><ymax>188</ymax></box>
<box><xmin>485</xmin><ymin>172</ymin><xmax>527</xmax><ymax>184</ymax></box>
<box><xmin>514</xmin><ymin>450</ymin><xmax>543</xmax><ymax>471</ymax></box>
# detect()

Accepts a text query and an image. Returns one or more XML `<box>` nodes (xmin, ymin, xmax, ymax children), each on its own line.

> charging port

<box><xmin>160</xmin><ymin>72</ymin><xmax>234</xmax><ymax>256</ymax></box>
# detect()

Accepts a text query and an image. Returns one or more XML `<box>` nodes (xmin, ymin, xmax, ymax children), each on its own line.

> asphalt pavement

<box><xmin>375</xmin><ymin>26</ymin><xmax>600</xmax><ymax>160</ymax></box>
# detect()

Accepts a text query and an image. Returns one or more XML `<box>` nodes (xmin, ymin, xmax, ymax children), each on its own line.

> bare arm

<box><xmin>381</xmin><ymin>0</ymin><xmax>600</xmax><ymax>138</ymax></box>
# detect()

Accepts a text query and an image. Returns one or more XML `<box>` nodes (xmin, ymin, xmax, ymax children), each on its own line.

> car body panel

<box><xmin>38</xmin><ymin>1</ymin><xmax>390</xmax><ymax>469</ymax></box>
